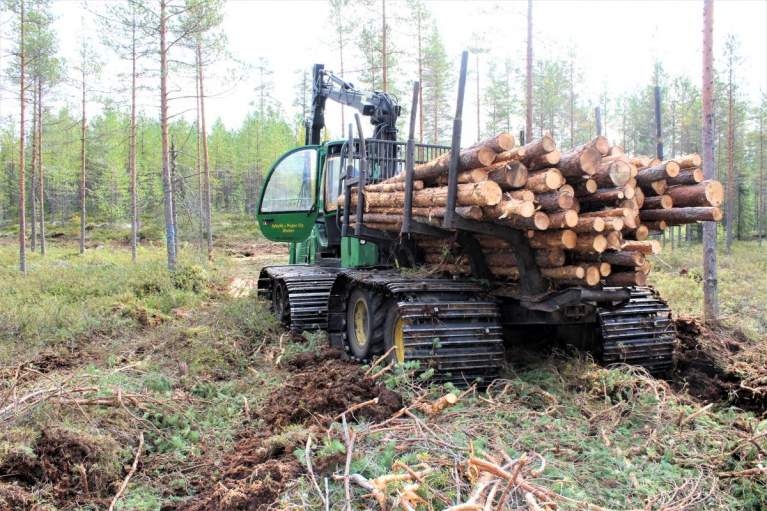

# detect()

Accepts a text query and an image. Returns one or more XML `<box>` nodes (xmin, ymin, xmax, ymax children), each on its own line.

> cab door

<box><xmin>257</xmin><ymin>146</ymin><xmax>320</xmax><ymax>243</ymax></box>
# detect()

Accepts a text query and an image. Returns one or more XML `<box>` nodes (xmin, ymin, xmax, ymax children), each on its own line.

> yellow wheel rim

<box><xmin>393</xmin><ymin>314</ymin><xmax>409</xmax><ymax>363</ymax></box>
<box><xmin>353</xmin><ymin>300</ymin><xmax>369</xmax><ymax>347</ymax></box>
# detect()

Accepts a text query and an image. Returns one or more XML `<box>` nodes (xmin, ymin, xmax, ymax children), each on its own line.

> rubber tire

<box><xmin>346</xmin><ymin>288</ymin><xmax>386</xmax><ymax>359</ymax></box>
<box><xmin>383</xmin><ymin>300</ymin><xmax>403</xmax><ymax>363</ymax></box>
<box><xmin>272</xmin><ymin>280</ymin><xmax>290</xmax><ymax>324</ymax></box>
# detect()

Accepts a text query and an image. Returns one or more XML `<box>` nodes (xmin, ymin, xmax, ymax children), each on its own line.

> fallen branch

<box><xmin>365</xmin><ymin>346</ymin><xmax>397</xmax><ymax>376</ymax></box>
<box><xmin>679</xmin><ymin>403</ymin><xmax>713</xmax><ymax>428</ymax></box>
<box><xmin>335</xmin><ymin>397</ymin><xmax>379</xmax><ymax>421</ymax></box>
<box><xmin>305</xmin><ymin>435</ymin><xmax>327</xmax><ymax>508</ymax></box>
<box><xmin>108</xmin><ymin>431</ymin><xmax>144</xmax><ymax>511</ymax></box>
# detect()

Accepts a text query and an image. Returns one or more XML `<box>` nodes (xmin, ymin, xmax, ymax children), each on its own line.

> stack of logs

<box><xmin>339</xmin><ymin>132</ymin><xmax>723</xmax><ymax>288</ymax></box>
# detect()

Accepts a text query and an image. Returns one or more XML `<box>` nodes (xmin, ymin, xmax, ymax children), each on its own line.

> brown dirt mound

<box><xmin>674</xmin><ymin>317</ymin><xmax>766</xmax><ymax>412</ymax></box>
<box><xmin>0</xmin><ymin>485</ymin><xmax>47</xmax><ymax>511</ymax></box>
<box><xmin>174</xmin><ymin>349</ymin><xmax>403</xmax><ymax>510</ymax></box>
<box><xmin>0</xmin><ymin>428</ymin><xmax>121</xmax><ymax>509</ymax></box>
<box><xmin>262</xmin><ymin>351</ymin><xmax>403</xmax><ymax>428</ymax></box>
<box><xmin>0</xmin><ymin>348</ymin><xmax>81</xmax><ymax>387</ymax></box>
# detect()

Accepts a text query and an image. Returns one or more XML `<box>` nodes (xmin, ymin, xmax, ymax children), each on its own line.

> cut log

<box><xmin>579</xmin><ymin>207</ymin><xmax>632</xmax><ymax>219</ymax></box>
<box><xmin>572</xmin><ymin>216</ymin><xmax>605</xmax><ymax>233</ymax></box>
<box><xmin>522</xmin><ymin>135</ymin><xmax>556</xmax><ymax>161</ymax></box>
<box><xmin>364</xmin><ymin>181</ymin><xmax>503</xmax><ymax>208</ymax></box>
<box><xmin>577</xmin><ymin>188</ymin><xmax>626</xmax><ymax>203</ymax></box>
<box><xmin>648</xmin><ymin>158</ymin><xmax>661</xmax><ymax>167</ymax></box>
<box><xmin>435</xmin><ymin>168</ymin><xmax>489</xmax><ymax>185</ymax></box>
<box><xmin>494</xmin><ymin>146</ymin><xmax>526</xmax><ymax>163</ymax></box>
<box><xmin>484</xmin><ymin>160</ymin><xmax>528</xmax><ymax>189</ymax></box>
<box><xmin>605</xmin><ymin>271</ymin><xmax>647</xmax><ymax>287</ymax></box>
<box><xmin>527</xmin><ymin>230</ymin><xmax>577</xmax><ymax>249</ymax></box>
<box><xmin>575</xmin><ymin>264</ymin><xmax>603</xmax><ymax>285</ymax></box>
<box><xmin>387</xmin><ymin>145</ymin><xmax>496</xmax><ymax>182</ymax></box>
<box><xmin>417</xmin><ymin>392</ymin><xmax>459</xmax><ymax>416</ymax></box>
<box><xmin>636</xmin><ymin>161</ymin><xmax>681</xmax><ymax>186</ymax></box>
<box><xmin>633</xmin><ymin>187</ymin><xmax>645</xmax><ymax>208</ymax></box>
<box><xmin>528</xmin><ymin>149</ymin><xmax>561</xmax><ymax>170</ymax></box>
<box><xmin>536</xmin><ymin>190</ymin><xmax>574</xmax><ymax>210</ymax></box>
<box><xmin>547</xmin><ymin>210</ymin><xmax>579</xmax><ymax>228</ymax></box>
<box><xmin>573</xmin><ymin>179</ymin><xmax>598</xmax><ymax>196</ymax></box>
<box><xmin>569</xmin><ymin>233</ymin><xmax>607</xmax><ymax>254</ymax></box>
<box><xmin>485</xmin><ymin>210</ymin><xmax>550</xmax><ymax>230</ymax></box>
<box><xmin>579</xmin><ymin>250</ymin><xmax>646</xmax><ymax>267</ymax></box>
<box><xmin>470</xmin><ymin>132</ymin><xmax>515</xmax><ymax>152</ymax></box>
<box><xmin>605</xmin><ymin>231</ymin><xmax>623</xmax><ymax>251</ymax></box>
<box><xmin>593</xmin><ymin>160</ymin><xmax>631</xmax><ymax>187</ymax></box>
<box><xmin>622</xmin><ymin>224</ymin><xmax>650</xmax><ymax>241</ymax></box>
<box><xmin>639</xmin><ymin>179</ymin><xmax>667</xmax><ymax>197</ymax></box>
<box><xmin>364</xmin><ymin>181</ymin><xmax>425</xmax><ymax>193</ymax></box>
<box><xmin>366</xmin><ymin>206</ymin><xmax>483</xmax><ymax>220</ymax></box>
<box><xmin>541</xmin><ymin>265</ymin><xmax>585</xmax><ymax>280</ymax></box>
<box><xmin>622</xmin><ymin>240</ymin><xmax>661</xmax><ymax>255</ymax></box>
<box><xmin>642</xmin><ymin>220</ymin><xmax>667</xmax><ymax>232</ymax></box>
<box><xmin>608</xmin><ymin>145</ymin><xmax>625</xmax><ymax>156</ymax></box>
<box><xmin>557</xmin><ymin>147</ymin><xmax>601</xmax><ymax>177</ymax></box>
<box><xmin>638</xmin><ymin>259</ymin><xmax>651</xmax><ymax>275</ymax></box>
<box><xmin>667</xmin><ymin>168</ymin><xmax>704</xmax><ymax>186</ymax></box>
<box><xmin>571</xmin><ymin>197</ymin><xmax>580</xmax><ymax>213</ymax></box>
<box><xmin>600</xmin><ymin>153</ymin><xmax>629</xmax><ymax>165</ymax></box>
<box><xmin>640</xmin><ymin>206</ymin><xmax>723</xmax><ymax>223</ymax></box>
<box><xmin>524</xmin><ymin>168</ymin><xmax>564</xmax><ymax>193</ymax></box>
<box><xmin>483</xmin><ymin>248</ymin><xmax>565</xmax><ymax>268</ymax></box>
<box><xmin>571</xmin><ymin>136</ymin><xmax>610</xmax><ymax>156</ymax></box>
<box><xmin>674</xmin><ymin>153</ymin><xmax>702</xmax><ymax>169</ymax></box>
<box><xmin>507</xmin><ymin>189</ymin><xmax>535</xmax><ymax>201</ymax></box>
<box><xmin>665</xmin><ymin>180</ymin><xmax>723</xmax><ymax>207</ymax></box>
<box><xmin>641</xmin><ymin>195</ymin><xmax>673</xmax><ymax>210</ymax></box>
<box><xmin>483</xmin><ymin>198</ymin><xmax>536</xmax><ymax>219</ymax></box>
<box><xmin>629</xmin><ymin>155</ymin><xmax>651</xmax><ymax>168</ymax></box>
<box><xmin>602</xmin><ymin>216</ymin><xmax>624</xmax><ymax>231</ymax></box>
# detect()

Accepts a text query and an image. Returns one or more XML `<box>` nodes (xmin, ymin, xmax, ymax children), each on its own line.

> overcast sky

<box><xmin>21</xmin><ymin>0</ymin><xmax>767</xmax><ymax>143</ymax></box>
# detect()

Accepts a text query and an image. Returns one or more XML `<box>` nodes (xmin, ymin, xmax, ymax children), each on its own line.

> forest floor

<box><xmin>1</xmin><ymin>225</ymin><xmax>766</xmax><ymax>510</ymax></box>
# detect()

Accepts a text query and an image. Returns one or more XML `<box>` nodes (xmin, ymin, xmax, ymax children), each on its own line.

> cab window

<box><xmin>260</xmin><ymin>148</ymin><xmax>317</xmax><ymax>213</ymax></box>
<box><xmin>325</xmin><ymin>156</ymin><xmax>342</xmax><ymax>211</ymax></box>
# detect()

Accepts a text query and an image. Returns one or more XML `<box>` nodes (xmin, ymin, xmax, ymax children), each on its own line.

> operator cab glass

<box><xmin>324</xmin><ymin>155</ymin><xmax>342</xmax><ymax>211</ymax></box>
<box><xmin>257</xmin><ymin>147</ymin><xmax>320</xmax><ymax>243</ymax></box>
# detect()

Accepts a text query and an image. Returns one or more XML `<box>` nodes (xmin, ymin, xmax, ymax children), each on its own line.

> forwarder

<box><xmin>256</xmin><ymin>54</ymin><xmax>676</xmax><ymax>385</ymax></box>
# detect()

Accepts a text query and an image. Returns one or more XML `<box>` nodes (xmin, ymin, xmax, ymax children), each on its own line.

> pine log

<box><xmin>524</xmin><ymin>168</ymin><xmax>565</xmax><ymax>193</ymax></box>
<box><xmin>569</xmin><ymin>233</ymin><xmax>607</xmax><ymax>254</ymax></box>
<box><xmin>470</xmin><ymin>132</ymin><xmax>515</xmax><ymax>152</ymax></box>
<box><xmin>364</xmin><ymin>181</ymin><xmax>502</xmax><ymax>208</ymax></box>
<box><xmin>577</xmin><ymin>188</ymin><xmax>626</xmax><ymax>203</ymax></box>
<box><xmin>575</xmin><ymin>264</ymin><xmax>603</xmax><ymax>285</ymax></box>
<box><xmin>494</xmin><ymin>146</ymin><xmax>526</xmax><ymax>163</ymax></box>
<box><xmin>527</xmin><ymin>229</ymin><xmax>578</xmax><ymax>249</ymax></box>
<box><xmin>557</xmin><ymin>147</ymin><xmax>601</xmax><ymax>177</ymax></box>
<box><xmin>541</xmin><ymin>265</ymin><xmax>585</xmax><ymax>280</ymax></box>
<box><xmin>628</xmin><ymin>163</ymin><xmax>639</xmax><ymax>178</ymax></box>
<box><xmin>485</xmin><ymin>161</ymin><xmax>528</xmax><ymax>189</ymax></box>
<box><xmin>600</xmin><ymin>153</ymin><xmax>630</xmax><ymax>165</ymax></box>
<box><xmin>648</xmin><ymin>158</ymin><xmax>661</xmax><ymax>167</ymax></box>
<box><xmin>674</xmin><ymin>153</ymin><xmax>702</xmax><ymax>169</ymax></box>
<box><xmin>536</xmin><ymin>190</ymin><xmax>574</xmax><ymax>211</ymax></box>
<box><xmin>609</xmin><ymin>145</ymin><xmax>625</xmax><ymax>156</ymax></box>
<box><xmin>386</xmin><ymin>146</ymin><xmax>496</xmax><ymax>183</ymax></box>
<box><xmin>571</xmin><ymin>197</ymin><xmax>580</xmax><ymax>213</ymax></box>
<box><xmin>605</xmin><ymin>271</ymin><xmax>647</xmax><ymax>287</ymax></box>
<box><xmin>605</xmin><ymin>231</ymin><xmax>623</xmax><ymax>251</ymax></box>
<box><xmin>483</xmin><ymin>198</ymin><xmax>536</xmax><ymax>219</ymax></box>
<box><xmin>640</xmin><ymin>206</ymin><xmax>723</xmax><ymax>223</ymax></box>
<box><xmin>636</xmin><ymin>161</ymin><xmax>681</xmax><ymax>186</ymax></box>
<box><xmin>364</xmin><ymin>181</ymin><xmax>425</xmax><ymax>193</ymax></box>
<box><xmin>642</xmin><ymin>221</ymin><xmax>667</xmax><ymax>232</ymax></box>
<box><xmin>629</xmin><ymin>155</ymin><xmax>651</xmax><ymax>168</ymax></box>
<box><xmin>547</xmin><ymin>210</ymin><xmax>579</xmax><ymax>228</ymax></box>
<box><xmin>602</xmin><ymin>216</ymin><xmax>624</xmax><ymax>231</ymax></box>
<box><xmin>667</xmin><ymin>168</ymin><xmax>704</xmax><ymax>186</ymax></box>
<box><xmin>622</xmin><ymin>224</ymin><xmax>650</xmax><ymax>241</ymax></box>
<box><xmin>638</xmin><ymin>259</ymin><xmax>651</xmax><ymax>275</ymax></box>
<box><xmin>482</xmin><ymin>249</ymin><xmax>565</xmax><ymax>268</ymax></box>
<box><xmin>572</xmin><ymin>216</ymin><xmax>605</xmax><ymax>233</ymax></box>
<box><xmin>435</xmin><ymin>168</ymin><xmax>489</xmax><ymax>185</ymax></box>
<box><xmin>528</xmin><ymin>149</ymin><xmax>561</xmax><ymax>170</ymax></box>
<box><xmin>641</xmin><ymin>195</ymin><xmax>673</xmax><ymax>209</ymax></box>
<box><xmin>559</xmin><ymin>184</ymin><xmax>575</xmax><ymax>195</ymax></box>
<box><xmin>665</xmin><ymin>180</ymin><xmax>724</xmax><ymax>207</ymax></box>
<box><xmin>366</xmin><ymin>206</ymin><xmax>482</xmax><ymax>220</ymax></box>
<box><xmin>571</xmin><ymin>136</ymin><xmax>610</xmax><ymax>156</ymax></box>
<box><xmin>634</xmin><ymin>187</ymin><xmax>645</xmax><ymax>208</ymax></box>
<box><xmin>639</xmin><ymin>179</ymin><xmax>667</xmax><ymax>197</ymax></box>
<box><xmin>593</xmin><ymin>160</ymin><xmax>631</xmax><ymax>187</ymax></box>
<box><xmin>522</xmin><ymin>135</ymin><xmax>557</xmax><ymax>162</ymax></box>
<box><xmin>507</xmin><ymin>189</ymin><xmax>536</xmax><ymax>201</ymax></box>
<box><xmin>579</xmin><ymin>251</ymin><xmax>646</xmax><ymax>267</ymax></box>
<box><xmin>623</xmin><ymin>185</ymin><xmax>636</xmax><ymax>200</ymax></box>
<box><xmin>485</xmin><ymin>210</ymin><xmax>550</xmax><ymax>230</ymax></box>
<box><xmin>573</xmin><ymin>179</ymin><xmax>598</xmax><ymax>196</ymax></box>
<box><xmin>622</xmin><ymin>240</ymin><xmax>661</xmax><ymax>255</ymax></box>
<box><xmin>579</xmin><ymin>207</ymin><xmax>632</xmax><ymax>219</ymax></box>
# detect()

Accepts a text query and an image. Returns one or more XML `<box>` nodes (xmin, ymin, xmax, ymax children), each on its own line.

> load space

<box><xmin>344</xmin><ymin>132</ymin><xmax>722</xmax><ymax>289</ymax></box>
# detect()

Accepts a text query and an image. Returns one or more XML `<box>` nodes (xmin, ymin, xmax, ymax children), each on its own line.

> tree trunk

<box><xmin>196</xmin><ymin>51</ymin><xmax>204</xmax><ymax>253</ymax></box>
<box><xmin>19</xmin><ymin>0</ymin><xmax>26</xmax><ymax>275</ymax></box>
<box><xmin>382</xmin><ymin>0</ymin><xmax>387</xmax><ymax>92</ymax></box>
<box><xmin>160</xmin><ymin>0</ymin><xmax>176</xmax><ymax>269</ymax></box>
<box><xmin>726</xmin><ymin>57</ymin><xmax>734</xmax><ymax>254</ymax></box>
<box><xmin>525</xmin><ymin>0</ymin><xmax>532</xmax><ymax>142</ymax></box>
<box><xmin>198</xmin><ymin>43</ymin><xmax>213</xmax><ymax>262</ymax></box>
<box><xmin>641</xmin><ymin>206</ymin><xmax>722</xmax><ymax>223</ymax></box>
<box><xmin>30</xmin><ymin>81</ymin><xmax>36</xmax><ymax>252</ymax></box>
<box><xmin>131</xmin><ymin>8</ymin><xmax>138</xmax><ymax>262</ymax></box>
<box><xmin>702</xmin><ymin>0</ymin><xmax>718</xmax><ymax>318</ymax></box>
<box><xmin>665</xmin><ymin>181</ymin><xmax>724</xmax><ymax>208</ymax></box>
<box><xmin>80</xmin><ymin>64</ymin><xmax>86</xmax><ymax>255</ymax></box>
<box><xmin>38</xmin><ymin>81</ymin><xmax>45</xmax><ymax>255</ymax></box>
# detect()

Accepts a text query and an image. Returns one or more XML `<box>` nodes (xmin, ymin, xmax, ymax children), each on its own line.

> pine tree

<box><xmin>421</xmin><ymin>26</ymin><xmax>451</xmax><ymax>144</ymax></box>
<box><xmin>723</xmin><ymin>34</ymin><xmax>742</xmax><ymax>254</ymax></box>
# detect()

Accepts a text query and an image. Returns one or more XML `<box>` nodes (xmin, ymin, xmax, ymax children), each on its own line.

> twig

<box><xmin>305</xmin><ymin>435</ymin><xmax>327</xmax><ymax>508</ymax></box>
<box><xmin>343</xmin><ymin>429</ymin><xmax>357</xmax><ymax>511</ymax></box>
<box><xmin>108</xmin><ymin>432</ymin><xmax>144</xmax><ymax>511</ymax></box>
<box><xmin>679</xmin><ymin>403</ymin><xmax>713</xmax><ymax>428</ymax></box>
<box><xmin>335</xmin><ymin>397</ymin><xmax>379</xmax><ymax>421</ymax></box>
<box><xmin>717</xmin><ymin>466</ymin><xmax>767</xmax><ymax>478</ymax></box>
<box><xmin>365</xmin><ymin>346</ymin><xmax>397</xmax><ymax>376</ymax></box>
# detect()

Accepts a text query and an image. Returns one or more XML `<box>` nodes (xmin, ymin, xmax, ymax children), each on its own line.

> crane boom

<box><xmin>308</xmin><ymin>63</ymin><xmax>400</xmax><ymax>145</ymax></box>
